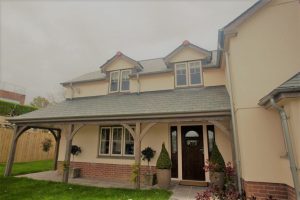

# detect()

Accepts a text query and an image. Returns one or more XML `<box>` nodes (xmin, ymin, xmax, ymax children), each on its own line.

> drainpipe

<box><xmin>224</xmin><ymin>51</ymin><xmax>242</xmax><ymax>193</ymax></box>
<box><xmin>137</xmin><ymin>72</ymin><xmax>140</xmax><ymax>94</ymax></box>
<box><xmin>270</xmin><ymin>98</ymin><xmax>300</xmax><ymax>200</ymax></box>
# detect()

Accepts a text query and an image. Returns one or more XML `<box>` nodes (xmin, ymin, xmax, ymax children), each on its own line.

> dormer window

<box><xmin>175</xmin><ymin>61</ymin><xmax>202</xmax><ymax>87</ymax></box>
<box><xmin>109</xmin><ymin>70</ymin><xmax>131</xmax><ymax>93</ymax></box>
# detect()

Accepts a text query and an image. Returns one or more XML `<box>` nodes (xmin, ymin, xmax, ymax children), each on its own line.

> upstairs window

<box><xmin>121</xmin><ymin>70</ymin><xmax>130</xmax><ymax>91</ymax></box>
<box><xmin>109</xmin><ymin>70</ymin><xmax>131</xmax><ymax>93</ymax></box>
<box><xmin>175</xmin><ymin>61</ymin><xmax>202</xmax><ymax>87</ymax></box>
<box><xmin>109</xmin><ymin>71</ymin><xmax>120</xmax><ymax>92</ymax></box>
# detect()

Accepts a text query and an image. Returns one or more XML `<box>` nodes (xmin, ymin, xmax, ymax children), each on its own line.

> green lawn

<box><xmin>0</xmin><ymin>160</ymin><xmax>171</xmax><ymax>200</ymax></box>
<box><xmin>0</xmin><ymin>177</ymin><xmax>171</xmax><ymax>200</ymax></box>
<box><xmin>0</xmin><ymin>160</ymin><xmax>53</xmax><ymax>176</ymax></box>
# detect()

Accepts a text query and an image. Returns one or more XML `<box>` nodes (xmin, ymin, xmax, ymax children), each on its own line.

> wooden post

<box><xmin>134</xmin><ymin>122</ymin><xmax>141</xmax><ymax>189</ymax></box>
<box><xmin>51</xmin><ymin>129</ymin><xmax>61</xmax><ymax>171</ymax></box>
<box><xmin>4</xmin><ymin>126</ymin><xmax>27</xmax><ymax>176</ymax></box>
<box><xmin>62</xmin><ymin>125</ymin><xmax>73</xmax><ymax>183</ymax></box>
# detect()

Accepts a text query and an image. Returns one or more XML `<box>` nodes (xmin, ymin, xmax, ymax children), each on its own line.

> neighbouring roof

<box><xmin>8</xmin><ymin>86</ymin><xmax>230</xmax><ymax>123</ymax></box>
<box><xmin>259</xmin><ymin>72</ymin><xmax>300</xmax><ymax>106</ymax></box>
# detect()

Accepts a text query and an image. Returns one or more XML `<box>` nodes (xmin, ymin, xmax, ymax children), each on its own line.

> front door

<box><xmin>181</xmin><ymin>125</ymin><xmax>205</xmax><ymax>181</ymax></box>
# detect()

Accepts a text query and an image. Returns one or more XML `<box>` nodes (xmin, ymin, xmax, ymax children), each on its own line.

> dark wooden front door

<box><xmin>181</xmin><ymin>126</ymin><xmax>205</xmax><ymax>181</ymax></box>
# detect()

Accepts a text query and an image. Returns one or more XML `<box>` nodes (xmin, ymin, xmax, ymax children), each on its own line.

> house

<box><xmin>0</xmin><ymin>82</ymin><xmax>26</xmax><ymax>105</ymax></box>
<box><xmin>4</xmin><ymin>0</ymin><xmax>300</xmax><ymax>199</ymax></box>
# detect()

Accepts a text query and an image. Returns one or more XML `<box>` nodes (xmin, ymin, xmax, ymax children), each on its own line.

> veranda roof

<box><xmin>8</xmin><ymin>86</ymin><xmax>230</xmax><ymax>123</ymax></box>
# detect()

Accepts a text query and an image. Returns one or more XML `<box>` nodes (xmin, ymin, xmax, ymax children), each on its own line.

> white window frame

<box><xmin>98</xmin><ymin>126</ymin><xmax>135</xmax><ymax>157</ymax></box>
<box><xmin>111</xmin><ymin>127</ymin><xmax>123</xmax><ymax>156</ymax></box>
<box><xmin>109</xmin><ymin>71</ymin><xmax>120</xmax><ymax>93</ymax></box>
<box><xmin>188</xmin><ymin>61</ymin><xmax>203</xmax><ymax>86</ymax></box>
<box><xmin>120</xmin><ymin>70</ymin><xmax>131</xmax><ymax>92</ymax></box>
<box><xmin>175</xmin><ymin>63</ymin><xmax>188</xmax><ymax>87</ymax></box>
<box><xmin>175</xmin><ymin>61</ymin><xmax>203</xmax><ymax>87</ymax></box>
<box><xmin>123</xmin><ymin>128</ymin><xmax>135</xmax><ymax>157</ymax></box>
<box><xmin>99</xmin><ymin>127</ymin><xmax>111</xmax><ymax>155</ymax></box>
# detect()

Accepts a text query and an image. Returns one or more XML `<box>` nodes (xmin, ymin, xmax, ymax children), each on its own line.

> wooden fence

<box><xmin>0</xmin><ymin>127</ymin><xmax>55</xmax><ymax>163</ymax></box>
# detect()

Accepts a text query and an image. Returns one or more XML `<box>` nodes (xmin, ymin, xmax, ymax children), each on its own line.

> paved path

<box><xmin>17</xmin><ymin>171</ymin><xmax>206</xmax><ymax>200</ymax></box>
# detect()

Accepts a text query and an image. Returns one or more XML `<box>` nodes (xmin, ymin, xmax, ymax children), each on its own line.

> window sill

<box><xmin>97</xmin><ymin>155</ymin><xmax>135</xmax><ymax>160</ymax></box>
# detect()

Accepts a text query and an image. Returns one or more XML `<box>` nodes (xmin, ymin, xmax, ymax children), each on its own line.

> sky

<box><xmin>0</xmin><ymin>0</ymin><xmax>257</xmax><ymax>104</ymax></box>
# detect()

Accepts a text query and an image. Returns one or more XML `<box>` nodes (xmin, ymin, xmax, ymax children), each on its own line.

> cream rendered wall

<box><xmin>105</xmin><ymin>58</ymin><xmax>135</xmax><ymax>71</ymax></box>
<box><xmin>58</xmin><ymin>123</ymin><xmax>170</xmax><ymax>166</ymax></box>
<box><xmin>227</xmin><ymin>0</ymin><xmax>300</xmax><ymax>187</ymax></box>
<box><xmin>65</xmin><ymin>81</ymin><xmax>108</xmax><ymax>98</ymax></box>
<box><xmin>168</xmin><ymin>47</ymin><xmax>207</xmax><ymax>63</ymax></box>
<box><xmin>203</xmin><ymin>68</ymin><xmax>226</xmax><ymax>87</ymax></box>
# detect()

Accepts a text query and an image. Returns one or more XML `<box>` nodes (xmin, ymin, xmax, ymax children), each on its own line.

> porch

<box><xmin>4</xmin><ymin>86</ymin><xmax>235</xmax><ymax>189</ymax></box>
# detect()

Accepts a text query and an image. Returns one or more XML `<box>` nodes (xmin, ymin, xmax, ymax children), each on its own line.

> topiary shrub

<box><xmin>210</xmin><ymin>142</ymin><xmax>225</xmax><ymax>172</ymax></box>
<box><xmin>156</xmin><ymin>143</ymin><xmax>172</xmax><ymax>169</ymax></box>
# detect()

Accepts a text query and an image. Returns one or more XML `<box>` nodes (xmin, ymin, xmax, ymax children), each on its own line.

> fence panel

<box><xmin>0</xmin><ymin>127</ymin><xmax>55</xmax><ymax>163</ymax></box>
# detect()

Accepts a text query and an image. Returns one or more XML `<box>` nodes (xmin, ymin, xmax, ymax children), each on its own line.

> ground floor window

<box><xmin>99</xmin><ymin>126</ymin><xmax>134</xmax><ymax>157</ymax></box>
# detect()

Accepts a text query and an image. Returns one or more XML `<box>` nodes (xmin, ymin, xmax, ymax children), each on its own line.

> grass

<box><xmin>0</xmin><ymin>177</ymin><xmax>171</xmax><ymax>200</ymax></box>
<box><xmin>0</xmin><ymin>160</ymin><xmax>171</xmax><ymax>200</ymax></box>
<box><xmin>0</xmin><ymin>160</ymin><xmax>53</xmax><ymax>176</ymax></box>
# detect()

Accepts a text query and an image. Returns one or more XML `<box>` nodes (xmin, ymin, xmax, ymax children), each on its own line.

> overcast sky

<box><xmin>0</xmin><ymin>0</ymin><xmax>257</xmax><ymax>103</ymax></box>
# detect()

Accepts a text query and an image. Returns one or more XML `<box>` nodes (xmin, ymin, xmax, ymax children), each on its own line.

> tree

<box><xmin>30</xmin><ymin>96</ymin><xmax>50</xmax><ymax>108</ymax></box>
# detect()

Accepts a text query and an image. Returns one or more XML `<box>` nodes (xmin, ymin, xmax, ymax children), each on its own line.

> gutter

<box><xmin>270</xmin><ymin>98</ymin><xmax>300</xmax><ymax>200</ymax></box>
<box><xmin>224</xmin><ymin>51</ymin><xmax>242</xmax><ymax>193</ymax></box>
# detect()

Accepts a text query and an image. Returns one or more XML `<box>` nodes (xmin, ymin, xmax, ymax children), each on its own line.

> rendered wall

<box><xmin>227</xmin><ymin>0</ymin><xmax>300</xmax><ymax>187</ymax></box>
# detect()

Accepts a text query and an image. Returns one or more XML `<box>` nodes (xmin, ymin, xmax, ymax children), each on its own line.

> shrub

<box><xmin>41</xmin><ymin>138</ymin><xmax>52</xmax><ymax>152</ymax></box>
<box><xmin>156</xmin><ymin>143</ymin><xmax>172</xmax><ymax>169</ymax></box>
<box><xmin>210</xmin><ymin>142</ymin><xmax>225</xmax><ymax>172</ymax></box>
<box><xmin>0</xmin><ymin>100</ymin><xmax>37</xmax><ymax>116</ymax></box>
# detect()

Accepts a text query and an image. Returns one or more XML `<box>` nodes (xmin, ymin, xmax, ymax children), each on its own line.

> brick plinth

<box><xmin>58</xmin><ymin>161</ymin><xmax>156</xmax><ymax>182</ymax></box>
<box><xmin>243</xmin><ymin>180</ymin><xmax>296</xmax><ymax>200</ymax></box>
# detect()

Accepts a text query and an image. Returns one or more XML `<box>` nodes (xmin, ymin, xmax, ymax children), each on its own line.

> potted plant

<box><xmin>156</xmin><ymin>143</ymin><xmax>172</xmax><ymax>189</ymax></box>
<box><xmin>70</xmin><ymin>145</ymin><xmax>82</xmax><ymax>178</ymax></box>
<box><xmin>141</xmin><ymin>147</ymin><xmax>156</xmax><ymax>186</ymax></box>
<box><xmin>41</xmin><ymin>138</ymin><xmax>52</xmax><ymax>157</ymax></box>
<box><xmin>206</xmin><ymin>142</ymin><xmax>226</xmax><ymax>189</ymax></box>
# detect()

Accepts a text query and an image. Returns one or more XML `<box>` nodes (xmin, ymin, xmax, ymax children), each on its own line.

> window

<box><xmin>207</xmin><ymin>125</ymin><xmax>215</xmax><ymax>158</ymax></box>
<box><xmin>124</xmin><ymin>129</ymin><xmax>134</xmax><ymax>155</ymax></box>
<box><xmin>100</xmin><ymin>127</ymin><xmax>111</xmax><ymax>155</ymax></box>
<box><xmin>109</xmin><ymin>70</ymin><xmax>131</xmax><ymax>93</ymax></box>
<box><xmin>189</xmin><ymin>61</ymin><xmax>201</xmax><ymax>85</ymax></box>
<box><xmin>99</xmin><ymin>126</ymin><xmax>134</xmax><ymax>157</ymax></box>
<box><xmin>121</xmin><ymin>70</ymin><xmax>130</xmax><ymax>91</ymax></box>
<box><xmin>175</xmin><ymin>61</ymin><xmax>202</xmax><ymax>87</ymax></box>
<box><xmin>109</xmin><ymin>71</ymin><xmax>119</xmax><ymax>92</ymax></box>
<box><xmin>175</xmin><ymin>63</ymin><xmax>187</xmax><ymax>87</ymax></box>
<box><xmin>112</xmin><ymin>127</ymin><xmax>123</xmax><ymax>155</ymax></box>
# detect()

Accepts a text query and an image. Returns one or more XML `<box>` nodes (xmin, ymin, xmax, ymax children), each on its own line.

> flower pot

<box><xmin>209</xmin><ymin>172</ymin><xmax>225</xmax><ymax>189</ymax></box>
<box><xmin>156</xmin><ymin>169</ymin><xmax>171</xmax><ymax>189</ymax></box>
<box><xmin>144</xmin><ymin>173</ymin><xmax>156</xmax><ymax>186</ymax></box>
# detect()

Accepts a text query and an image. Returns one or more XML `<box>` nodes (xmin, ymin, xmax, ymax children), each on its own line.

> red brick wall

<box><xmin>58</xmin><ymin>161</ymin><xmax>156</xmax><ymax>182</ymax></box>
<box><xmin>0</xmin><ymin>90</ymin><xmax>25</xmax><ymax>105</ymax></box>
<box><xmin>243</xmin><ymin>180</ymin><xmax>296</xmax><ymax>200</ymax></box>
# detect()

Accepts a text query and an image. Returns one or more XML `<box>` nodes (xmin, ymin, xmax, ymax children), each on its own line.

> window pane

<box><xmin>176</xmin><ymin>64</ymin><xmax>187</xmax><ymax>86</ymax></box>
<box><xmin>124</xmin><ymin>129</ymin><xmax>134</xmax><ymax>155</ymax></box>
<box><xmin>207</xmin><ymin>125</ymin><xmax>215</xmax><ymax>158</ymax></box>
<box><xmin>100</xmin><ymin>128</ymin><xmax>110</xmax><ymax>154</ymax></box>
<box><xmin>110</xmin><ymin>71</ymin><xmax>119</xmax><ymax>92</ymax></box>
<box><xmin>112</xmin><ymin>128</ymin><xmax>122</xmax><ymax>154</ymax></box>
<box><xmin>189</xmin><ymin>62</ymin><xmax>201</xmax><ymax>85</ymax></box>
<box><xmin>121</xmin><ymin>70</ymin><xmax>130</xmax><ymax>91</ymax></box>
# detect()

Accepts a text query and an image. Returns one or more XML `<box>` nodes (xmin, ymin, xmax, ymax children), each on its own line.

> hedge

<box><xmin>0</xmin><ymin>99</ymin><xmax>37</xmax><ymax>116</ymax></box>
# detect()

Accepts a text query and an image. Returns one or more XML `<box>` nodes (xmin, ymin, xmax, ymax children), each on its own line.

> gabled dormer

<box><xmin>164</xmin><ymin>40</ymin><xmax>211</xmax><ymax>88</ymax></box>
<box><xmin>100</xmin><ymin>52</ymin><xmax>142</xmax><ymax>93</ymax></box>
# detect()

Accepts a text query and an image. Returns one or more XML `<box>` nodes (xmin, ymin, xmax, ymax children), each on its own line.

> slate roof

<box><xmin>9</xmin><ymin>86</ymin><xmax>230</xmax><ymax>123</ymax></box>
<box><xmin>259</xmin><ymin>72</ymin><xmax>300</xmax><ymax>106</ymax></box>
